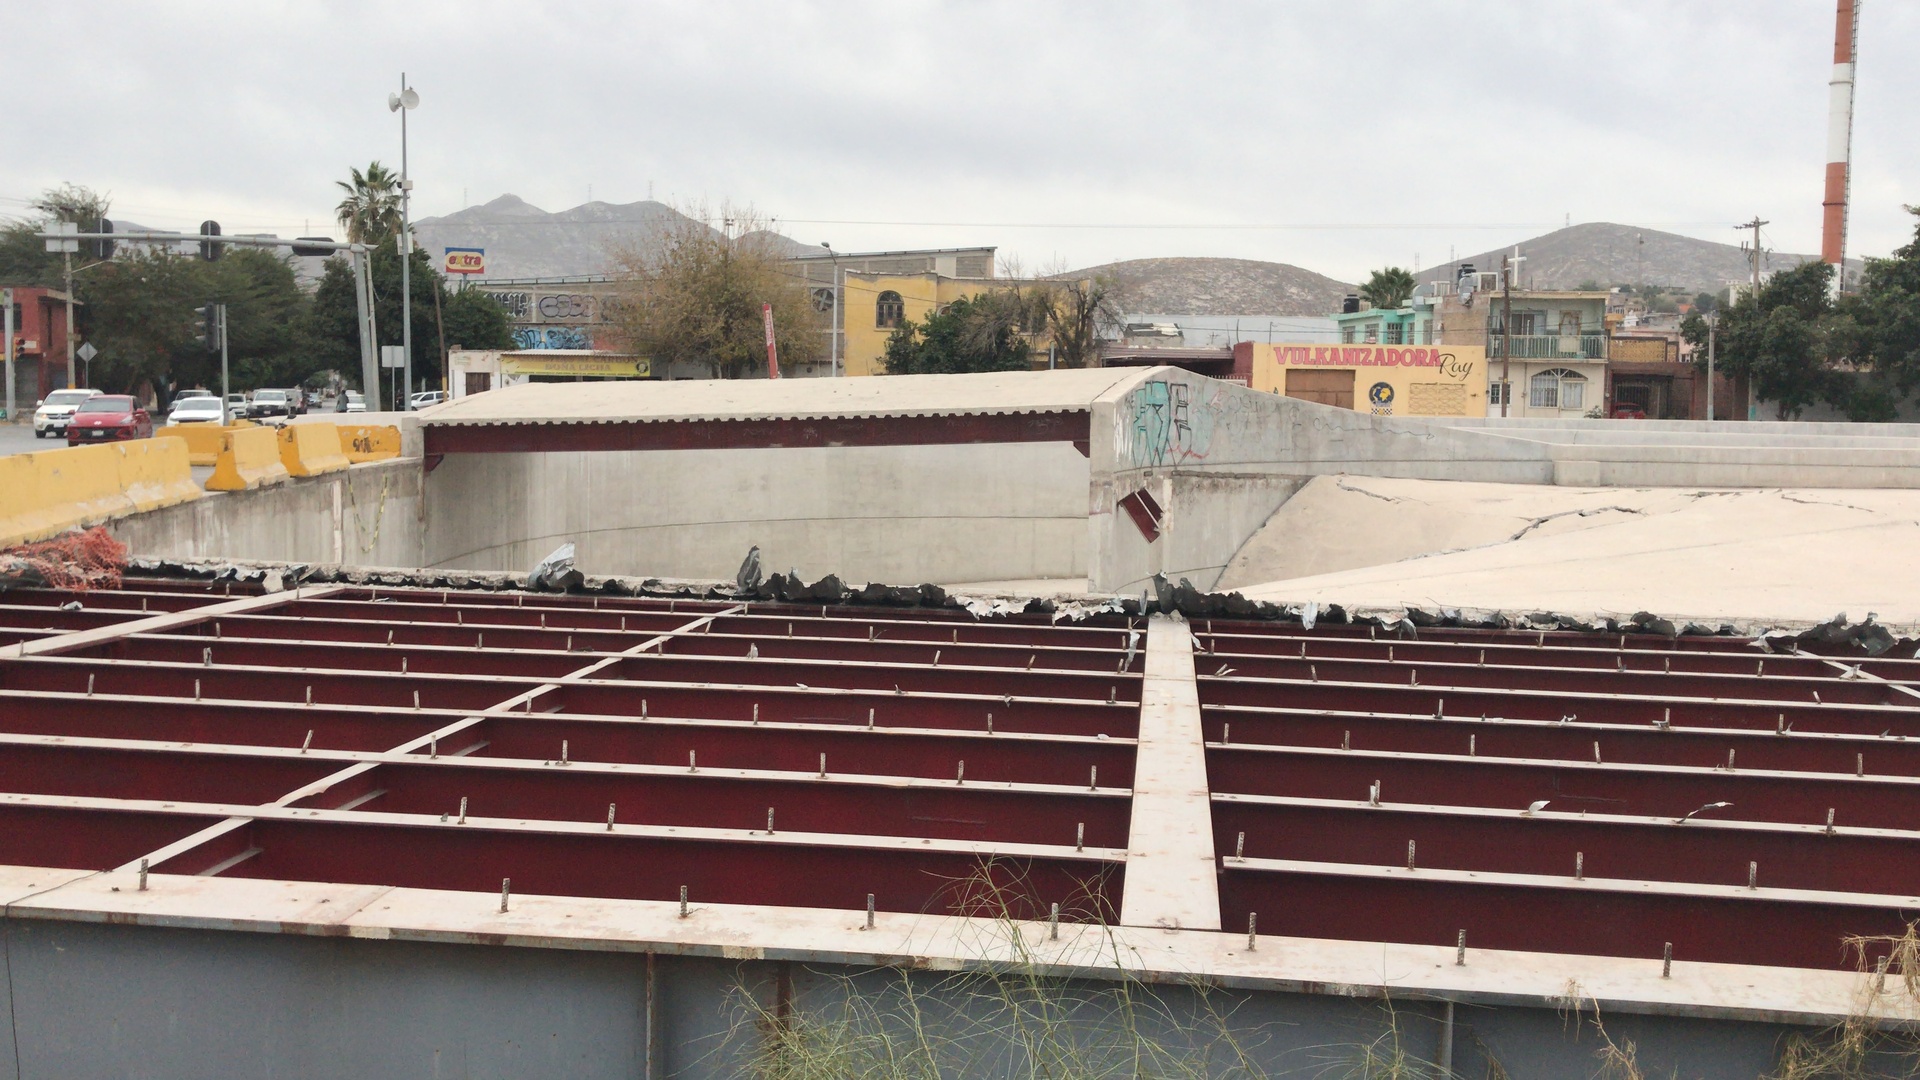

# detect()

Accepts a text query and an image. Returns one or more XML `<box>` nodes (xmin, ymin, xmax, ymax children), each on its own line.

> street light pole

<box><xmin>3</xmin><ymin>289</ymin><xmax>13</xmax><ymax>423</ymax></box>
<box><xmin>390</xmin><ymin>76</ymin><xmax>419</xmax><ymax>410</ymax></box>
<box><xmin>64</xmin><ymin>250</ymin><xmax>77</xmax><ymax>388</ymax></box>
<box><xmin>821</xmin><ymin>242</ymin><xmax>841</xmax><ymax>377</ymax></box>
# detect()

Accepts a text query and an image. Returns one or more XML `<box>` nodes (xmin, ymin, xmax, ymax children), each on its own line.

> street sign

<box><xmin>77</xmin><ymin>342</ymin><xmax>97</xmax><ymax>362</ymax></box>
<box><xmin>44</xmin><ymin>222</ymin><xmax>78</xmax><ymax>253</ymax></box>
<box><xmin>380</xmin><ymin>345</ymin><xmax>405</xmax><ymax>369</ymax></box>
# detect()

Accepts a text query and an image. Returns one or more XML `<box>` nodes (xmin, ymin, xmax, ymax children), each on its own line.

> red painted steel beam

<box><xmin>1207</xmin><ymin>745</ymin><xmax>1918</xmax><ymax>830</ymax></box>
<box><xmin>1212</xmin><ymin>798</ymin><xmax>1920</xmax><ymax>896</ymax></box>
<box><xmin>596</xmin><ymin>652</ymin><xmax>1139</xmax><ymax>704</ymax></box>
<box><xmin>1198</xmin><ymin>677</ymin><xmax>1920</xmax><ymax>736</ymax></box>
<box><xmin>0</xmin><ymin>742</ymin><xmax>338</xmax><ymax>806</ymax></box>
<box><xmin>1218</xmin><ymin>864</ymin><xmax>1916</xmax><ymax>970</ymax></box>
<box><xmin>1204</xmin><ymin>706</ymin><xmax>1920</xmax><ymax>777</ymax></box>
<box><xmin>202</xmin><ymin>816</ymin><xmax>1120</xmax><ymax>921</ymax></box>
<box><xmin>0</xmin><ymin>693</ymin><xmax>456</xmax><ymax>754</ymax></box>
<box><xmin>474</xmin><ymin>715</ymin><xmax>1135</xmax><ymax>788</ymax></box>
<box><xmin>1</xmin><ymin>657</ymin><xmax>533</xmax><ymax>712</ymax></box>
<box><xmin>0</xmin><ymin>802</ymin><xmax>225</xmax><ymax>872</ymax></box>
<box><xmin>306</xmin><ymin>761</ymin><xmax>1126</xmax><ymax>848</ymax></box>
<box><xmin>1207</xmin><ymin>657</ymin><xmax>1887</xmax><ymax>707</ymax></box>
<box><xmin>1204</xmin><ymin>634</ymin><xmax>1818</xmax><ymax>677</ymax></box>
<box><xmin>422</xmin><ymin>411</ymin><xmax>1093</xmax><ymax>455</ymax></box>
<box><xmin>96</xmin><ymin>636</ymin><xmax>593</xmax><ymax>680</ymax></box>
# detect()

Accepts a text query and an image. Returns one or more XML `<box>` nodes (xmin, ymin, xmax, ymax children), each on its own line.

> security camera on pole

<box><xmin>390</xmin><ymin>76</ymin><xmax>420</xmax><ymax>409</ymax></box>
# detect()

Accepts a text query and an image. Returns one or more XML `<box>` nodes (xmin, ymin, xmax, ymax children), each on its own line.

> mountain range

<box><xmin>410</xmin><ymin>196</ymin><xmax>1852</xmax><ymax>312</ymax></box>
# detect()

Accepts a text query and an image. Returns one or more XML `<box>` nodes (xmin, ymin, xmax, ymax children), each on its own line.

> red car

<box><xmin>65</xmin><ymin>395</ymin><xmax>154</xmax><ymax>445</ymax></box>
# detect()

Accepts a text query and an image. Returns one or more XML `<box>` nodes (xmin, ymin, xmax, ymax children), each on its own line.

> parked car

<box><xmin>174</xmin><ymin>387</ymin><xmax>216</xmax><ymax>401</ymax></box>
<box><xmin>334</xmin><ymin>391</ymin><xmax>366</xmax><ymax>414</ymax></box>
<box><xmin>226</xmin><ymin>392</ymin><xmax>247</xmax><ymax>417</ymax></box>
<box><xmin>31</xmin><ymin>388</ymin><xmax>101</xmax><ymax>438</ymax></box>
<box><xmin>408</xmin><ymin>390</ymin><xmax>447</xmax><ymax>410</ymax></box>
<box><xmin>65</xmin><ymin>395</ymin><xmax>153</xmax><ymax>444</ymax></box>
<box><xmin>166</xmin><ymin>395</ymin><xmax>226</xmax><ymax>425</ymax></box>
<box><xmin>246</xmin><ymin>388</ymin><xmax>292</xmax><ymax>419</ymax></box>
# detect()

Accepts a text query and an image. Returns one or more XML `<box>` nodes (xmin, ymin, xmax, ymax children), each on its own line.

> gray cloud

<box><xmin>4</xmin><ymin>0</ymin><xmax>1913</xmax><ymax>280</ymax></box>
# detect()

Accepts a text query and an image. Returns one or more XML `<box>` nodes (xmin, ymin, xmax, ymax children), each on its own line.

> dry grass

<box><xmin>1766</xmin><ymin>922</ymin><xmax>1920</xmax><ymax>1080</ymax></box>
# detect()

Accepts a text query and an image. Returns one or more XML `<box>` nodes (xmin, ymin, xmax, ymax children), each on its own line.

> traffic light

<box><xmin>290</xmin><ymin>236</ymin><xmax>337</xmax><ymax>257</ymax></box>
<box><xmin>197</xmin><ymin>304</ymin><xmax>220</xmax><ymax>354</ymax></box>
<box><xmin>198</xmin><ymin>220</ymin><xmax>223</xmax><ymax>261</ymax></box>
<box><xmin>90</xmin><ymin>218</ymin><xmax>114</xmax><ymax>261</ymax></box>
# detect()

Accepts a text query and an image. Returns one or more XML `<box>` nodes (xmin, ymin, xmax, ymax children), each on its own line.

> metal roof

<box><xmin>422</xmin><ymin>368</ymin><xmax>1149</xmax><ymax>427</ymax></box>
<box><xmin>1</xmin><ymin>574</ymin><xmax>1916</xmax><ymax>1019</ymax></box>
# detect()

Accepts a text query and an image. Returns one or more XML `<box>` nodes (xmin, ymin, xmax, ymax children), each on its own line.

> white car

<box><xmin>166</xmin><ymin>396</ymin><xmax>227</xmax><ymax>425</ymax></box>
<box><xmin>408</xmin><ymin>390</ymin><xmax>447</xmax><ymax>410</ymax></box>
<box><xmin>32</xmin><ymin>388</ymin><xmax>102</xmax><ymax>438</ymax></box>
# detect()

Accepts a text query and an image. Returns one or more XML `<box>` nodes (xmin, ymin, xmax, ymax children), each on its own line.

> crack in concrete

<box><xmin>1507</xmin><ymin>506</ymin><xmax>1648</xmax><ymax>542</ymax></box>
<box><xmin>1333</xmin><ymin>478</ymin><xmax>1405</xmax><ymax>504</ymax></box>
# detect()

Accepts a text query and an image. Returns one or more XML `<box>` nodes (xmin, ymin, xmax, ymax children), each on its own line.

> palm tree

<box><xmin>1358</xmin><ymin>266</ymin><xmax>1417</xmax><ymax>311</ymax></box>
<box><xmin>334</xmin><ymin>162</ymin><xmax>402</xmax><ymax>245</ymax></box>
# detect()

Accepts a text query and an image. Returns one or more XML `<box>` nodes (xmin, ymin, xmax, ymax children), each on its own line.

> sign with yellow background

<box><xmin>1248</xmin><ymin>343</ymin><xmax>1487</xmax><ymax>417</ymax></box>
<box><xmin>503</xmin><ymin>354</ymin><xmax>650</xmax><ymax>378</ymax></box>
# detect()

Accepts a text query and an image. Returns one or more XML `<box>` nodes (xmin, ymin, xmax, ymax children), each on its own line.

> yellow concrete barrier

<box><xmin>205</xmin><ymin>426</ymin><xmax>291</xmax><ymax>492</ymax></box>
<box><xmin>155</xmin><ymin>420</ymin><xmax>254</xmax><ymax>466</ymax></box>
<box><xmin>277</xmin><ymin>422</ymin><xmax>351</xmax><ymax>478</ymax></box>
<box><xmin>334</xmin><ymin>423</ymin><xmax>401</xmax><ymax>463</ymax></box>
<box><xmin>0</xmin><ymin>439</ymin><xmax>201</xmax><ymax>547</ymax></box>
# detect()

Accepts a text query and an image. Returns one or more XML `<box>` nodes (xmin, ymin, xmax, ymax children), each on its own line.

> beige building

<box><xmin>1431</xmin><ymin>274</ymin><xmax>1612</xmax><ymax>418</ymax></box>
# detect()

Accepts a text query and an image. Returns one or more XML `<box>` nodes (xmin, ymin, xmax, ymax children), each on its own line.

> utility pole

<box><xmin>63</xmin><ymin>250</ymin><xmax>77</xmax><ymax>388</ymax></box>
<box><xmin>391</xmin><ymin>75</ymin><xmax>420</xmax><ymax>408</ymax></box>
<box><xmin>1737</xmin><ymin>217</ymin><xmax>1769</xmax><ymax>298</ymax></box>
<box><xmin>3</xmin><ymin>288</ymin><xmax>13</xmax><ymax>423</ymax></box>
<box><xmin>1501</xmin><ymin>256</ymin><xmax>1513</xmax><ymax>417</ymax></box>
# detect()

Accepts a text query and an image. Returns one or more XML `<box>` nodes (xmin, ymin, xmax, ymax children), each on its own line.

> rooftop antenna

<box><xmin>1821</xmin><ymin>0</ymin><xmax>1860</xmax><ymax>296</ymax></box>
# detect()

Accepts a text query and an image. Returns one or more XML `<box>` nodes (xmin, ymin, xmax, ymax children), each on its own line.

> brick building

<box><xmin>3</xmin><ymin>286</ymin><xmax>77</xmax><ymax>411</ymax></box>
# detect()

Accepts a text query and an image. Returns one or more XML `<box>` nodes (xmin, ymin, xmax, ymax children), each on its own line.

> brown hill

<box><xmin>1070</xmin><ymin>257</ymin><xmax>1354</xmax><ymax>317</ymax></box>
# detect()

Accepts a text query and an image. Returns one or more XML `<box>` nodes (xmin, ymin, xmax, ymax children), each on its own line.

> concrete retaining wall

<box><xmin>1085</xmin><ymin>371</ymin><xmax>1553</xmax><ymax>593</ymax></box>
<box><xmin>420</xmin><ymin>443</ymin><xmax>1090</xmax><ymax>585</ymax></box>
<box><xmin>107</xmin><ymin>458</ymin><xmax>424</xmax><ymax>568</ymax></box>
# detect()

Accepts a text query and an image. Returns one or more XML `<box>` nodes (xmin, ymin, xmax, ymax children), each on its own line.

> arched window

<box><xmin>875</xmin><ymin>290</ymin><xmax>905</xmax><ymax>329</ymax></box>
<box><xmin>1529</xmin><ymin>368</ymin><xmax>1587</xmax><ymax>410</ymax></box>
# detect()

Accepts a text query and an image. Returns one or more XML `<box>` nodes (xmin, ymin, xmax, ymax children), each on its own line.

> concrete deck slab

<box><xmin>1118</xmin><ymin>615</ymin><xmax>1220</xmax><ymax>931</ymax></box>
<box><xmin>1222</xmin><ymin>475</ymin><xmax>1920</xmax><ymax>629</ymax></box>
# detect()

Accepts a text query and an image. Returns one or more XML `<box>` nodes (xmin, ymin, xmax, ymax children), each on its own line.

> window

<box><xmin>1341</xmin><ymin>325</ymin><xmax>1356</xmax><ymax>344</ymax></box>
<box><xmin>1384</xmin><ymin>323</ymin><xmax>1403</xmax><ymax>345</ymax></box>
<box><xmin>875</xmin><ymin>290</ymin><xmax>904</xmax><ymax>329</ymax></box>
<box><xmin>1363</xmin><ymin>324</ymin><xmax>1378</xmax><ymax>343</ymax></box>
<box><xmin>1530</xmin><ymin>368</ymin><xmax>1585</xmax><ymax>410</ymax></box>
<box><xmin>1488</xmin><ymin>381</ymin><xmax>1510</xmax><ymax>406</ymax></box>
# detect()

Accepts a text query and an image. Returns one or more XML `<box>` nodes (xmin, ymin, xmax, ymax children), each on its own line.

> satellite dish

<box><xmin>387</xmin><ymin>88</ymin><xmax>418</xmax><ymax>112</ymax></box>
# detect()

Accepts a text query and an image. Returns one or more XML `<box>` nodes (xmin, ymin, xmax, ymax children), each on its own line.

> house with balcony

<box><xmin>1430</xmin><ymin>273</ymin><xmax>1610</xmax><ymax>418</ymax></box>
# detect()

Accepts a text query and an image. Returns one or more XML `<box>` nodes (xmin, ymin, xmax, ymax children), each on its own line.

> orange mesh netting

<box><xmin>0</xmin><ymin>527</ymin><xmax>129</xmax><ymax>593</ymax></box>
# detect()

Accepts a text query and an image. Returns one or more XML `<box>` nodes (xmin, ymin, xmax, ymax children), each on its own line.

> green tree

<box><xmin>1828</xmin><ymin>206</ymin><xmax>1920</xmax><ymax>421</ymax></box>
<box><xmin>606</xmin><ymin>203</ymin><xmax>822</xmax><ymax>379</ymax></box>
<box><xmin>334</xmin><ymin>162</ymin><xmax>402</xmax><ymax>245</ymax></box>
<box><xmin>1357</xmin><ymin>266</ymin><xmax>1416</xmax><ymax>310</ymax></box>
<box><xmin>882</xmin><ymin>293</ymin><xmax>1032</xmax><ymax>375</ymax></box>
<box><xmin>1681</xmin><ymin>260</ymin><xmax>1839</xmax><ymax>419</ymax></box>
<box><xmin>305</xmin><ymin>241</ymin><xmax>455</xmax><ymax>394</ymax></box>
<box><xmin>441</xmin><ymin>286</ymin><xmax>515</xmax><ymax>353</ymax></box>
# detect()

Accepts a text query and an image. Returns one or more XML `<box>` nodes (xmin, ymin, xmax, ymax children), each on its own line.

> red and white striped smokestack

<box><xmin>1820</xmin><ymin>0</ymin><xmax>1860</xmax><ymax>278</ymax></box>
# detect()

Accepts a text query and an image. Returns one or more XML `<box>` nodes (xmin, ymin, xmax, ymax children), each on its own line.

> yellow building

<box><xmin>1240</xmin><ymin>342</ymin><xmax>1489</xmax><ymax>418</ymax></box>
<box><xmin>837</xmin><ymin>271</ymin><xmax>1007</xmax><ymax>377</ymax></box>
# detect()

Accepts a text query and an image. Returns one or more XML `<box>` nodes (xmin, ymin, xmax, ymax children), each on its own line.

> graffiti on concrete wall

<box><xmin>513</xmin><ymin>327</ymin><xmax>594</xmax><ymax>350</ymax></box>
<box><xmin>480</xmin><ymin>291</ymin><xmax>531</xmax><ymax>320</ymax></box>
<box><xmin>1122</xmin><ymin>378</ymin><xmax>1212</xmax><ymax>467</ymax></box>
<box><xmin>536</xmin><ymin>294</ymin><xmax>597</xmax><ymax>321</ymax></box>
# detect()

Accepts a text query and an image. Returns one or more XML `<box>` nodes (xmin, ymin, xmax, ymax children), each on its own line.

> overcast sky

<box><xmin>4</xmin><ymin>1</ymin><xmax>1913</xmax><ymax>280</ymax></box>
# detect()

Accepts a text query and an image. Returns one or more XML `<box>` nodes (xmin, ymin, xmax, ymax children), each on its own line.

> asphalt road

<box><xmin>0</xmin><ymin>421</ymin><xmax>53</xmax><ymax>458</ymax></box>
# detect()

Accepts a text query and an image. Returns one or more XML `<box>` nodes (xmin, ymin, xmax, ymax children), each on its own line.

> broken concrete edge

<box><xmin>54</xmin><ymin>556</ymin><xmax>1913</xmax><ymax>657</ymax></box>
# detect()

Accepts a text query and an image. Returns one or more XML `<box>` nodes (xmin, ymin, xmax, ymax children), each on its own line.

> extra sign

<box><xmin>442</xmin><ymin>247</ymin><xmax>486</xmax><ymax>275</ymax></box>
